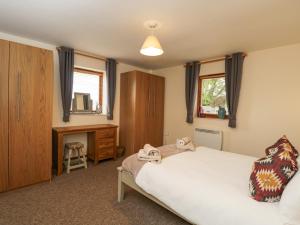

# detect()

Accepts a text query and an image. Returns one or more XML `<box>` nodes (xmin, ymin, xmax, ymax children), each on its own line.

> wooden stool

<box><xmin>64</xmin><ymin>142</ymin><xmax>87</xmax><ymax>174</ymax></box>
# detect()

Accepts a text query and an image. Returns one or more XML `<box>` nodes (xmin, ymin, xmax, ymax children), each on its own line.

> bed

<box><xmin>117</xmin><ymin>146</ymin><xmax>284</xmax><ymax>225</ymax></box>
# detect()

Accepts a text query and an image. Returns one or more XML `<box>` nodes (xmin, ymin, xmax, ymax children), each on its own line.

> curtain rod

<box><xmin>184</xmin><ymin>53</ymin><xmax>247</xmax><ymax>66</ymax></box>
<box><xmin>74</xmin><ymin>49</ymin><xmax>107</xmax><ymax>62</ymax></box>
<box><xmin>56</xmin><ymin>47</ymin><xmax>118</xmax><ymax>63</ymax></box>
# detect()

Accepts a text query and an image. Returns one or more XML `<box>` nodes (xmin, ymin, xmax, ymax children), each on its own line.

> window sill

<box><xmin>198</xmin><ymin>113</ymin><xmax>228</xmax><ymax>119</ymax></box>
<box><xmin>70</xmin><ymin>112</ymin><xmax>107</xmax><ymax>116</ymax></box>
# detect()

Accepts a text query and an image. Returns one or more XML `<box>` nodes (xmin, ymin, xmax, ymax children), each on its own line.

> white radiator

<box><xmin>193</xmin><ymin>128</ymin><xmax>223</xmax><ymax>150</ymax></box>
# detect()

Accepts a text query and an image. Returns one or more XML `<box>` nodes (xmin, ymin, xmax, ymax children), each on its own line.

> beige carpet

<box><xmin>0</xmin><ymin>158</ymin><xmax>189</xmax><ymax>225</ymax></box>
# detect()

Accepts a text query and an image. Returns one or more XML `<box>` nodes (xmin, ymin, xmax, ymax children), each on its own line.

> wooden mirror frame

<box><xmin>72</xmin><ymin>92</ymin><xmax>93</xmax><ymax>113</ymax></box>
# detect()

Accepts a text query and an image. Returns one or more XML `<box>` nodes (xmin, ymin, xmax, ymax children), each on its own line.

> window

<box><xmin>197</xmin><ymin>73</ymin><xmax>228</xmax><ymax>118</ymax></box>
<box><xmin>72</xmin><ymin>67</ymin><xmax>103</xmax><ymax>112</ymax></box>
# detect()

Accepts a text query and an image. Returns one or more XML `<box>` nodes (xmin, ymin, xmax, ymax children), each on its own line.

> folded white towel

<box><xmin>177</xmin><ymin>142</ymin><xmax>195</xmax><ymax>151</ymax></box>
<box><xmin>143</xmin><ymin>144</ymin><xmax>161</xmax><ymax>156</ymax></box>
<box><xmin>176</xmin><ymin>137</ymin><xmax>192</xmax><ymax>146</ymax></box>
<box><xmin>176</xmin><ymin>137</ymin><xmax>195</xmax><ymax>151</ymax></box>
<box><xmin>137</xmin><ymin>153</ymin><xmax>161</xmax><ymax>164</ymax></box>
<box><xmin>137</xmin><ymin>144</ymin><xmax>161</xmax><ymax>163</ymax></box>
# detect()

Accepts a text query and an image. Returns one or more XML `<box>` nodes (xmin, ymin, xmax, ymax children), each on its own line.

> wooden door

<box><xmin>146</xmin><ymin>75</ymin><xmax>165</xmax><ymax>147</ymax></box>
<box><xmin>144</xmin><ymin>75</ymin><xmax>156</xmax><ymax>146</ymax></box>
<box><xmin>119</xmin><ymin>71</ymin><xmax>137</xmax><ymax>156</ymax></box>
<box><xmin>153</xmin><ymin>76</ymin><xmax>165</xmax><ymax>146</ymax></box>
<box><xmin>0</xmin><ymin>40</ymin><xmax>9</xmax><ymax>192</ymax></box>
<box><xmin>135</xmin><ymin>72</ymin><xmax>150</xmax><ymax>152</ymax></box>
<box><xmin>9</xmin><ymin>42</ymin><xmax>53</xmax><ymax>189</ymax></box>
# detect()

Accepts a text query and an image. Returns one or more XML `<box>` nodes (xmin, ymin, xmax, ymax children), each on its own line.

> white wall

<box><xmin>0</xmin><ymin>32</ymin><xmax>147</xmax><ymax>152</ymax></box>
<box><xmin>155</xmin><ymin>43</ymin><xmax>300</xmax><ymax>157</ymax></box>
<box><xmin>2</xmin><ymin>31</ymin><xmax>300</xmax><ymax>158</ymax></box>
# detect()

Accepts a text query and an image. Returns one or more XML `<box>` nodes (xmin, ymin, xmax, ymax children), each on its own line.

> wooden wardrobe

<box><xmin>119</xmin><ymin>70</ymin><xmax>164</xmax><ymax>156</ymax></box>
<box><xmin>0</xmin><ymin>40</ymin><xmax>53</xmax><ymax>192</ymax></box>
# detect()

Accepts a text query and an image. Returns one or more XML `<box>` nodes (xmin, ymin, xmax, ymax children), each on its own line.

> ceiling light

<box><xmin>140</xmin><ymin>20</ymin><xmax>164</xmax><ymax>57</ymax></box>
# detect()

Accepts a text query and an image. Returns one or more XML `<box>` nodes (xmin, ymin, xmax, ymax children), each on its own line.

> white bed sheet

<box><xmin>135</xmin><ymin>147</ymin><xmax>284</xmax><ymax>225</ymax></box>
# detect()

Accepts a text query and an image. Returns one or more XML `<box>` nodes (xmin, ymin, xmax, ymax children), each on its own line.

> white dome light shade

<box><xmin>140</xmin><ymin>35</ymin><xmax>164</xmax><ymax>56</ymax></box>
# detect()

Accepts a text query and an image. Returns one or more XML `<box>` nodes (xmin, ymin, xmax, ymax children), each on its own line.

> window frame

<box><xmin>197</xmin><ymin>72</ymin><xmax>228</xmax><ymax>119</ymax></box>
<box><xmin>73</xmin><ymin>67</ymin><xmax>104</xmax><ymax>112</ymax></box>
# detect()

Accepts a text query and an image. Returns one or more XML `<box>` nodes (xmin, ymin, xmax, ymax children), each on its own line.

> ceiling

<box><xmin>0</xmin><ymin>0</ymin><xmax>300</xmax><ymax>69</ymax></box>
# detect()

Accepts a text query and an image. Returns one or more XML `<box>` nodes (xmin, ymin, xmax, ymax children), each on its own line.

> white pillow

<box><xmin>279</xmin><ymin>156</ymin><xmax>300</xmax><ymax>225</ymax></box>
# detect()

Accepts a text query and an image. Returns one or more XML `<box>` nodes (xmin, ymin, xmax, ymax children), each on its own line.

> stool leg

<box><xmin>77</xmin><ymin>149</ymin><xmax>81</xmax><ymax>162</ymax></box>
<box><xmin>67</xmin><ymin>149</ymin><xmax>72</xmax><ymax>174</ymax></box>
<box><xmin>64</xmin><ymin>148</ymin><xmax>67</xmax><ymax>169</ymax></box>
<box><xmin>82</xmin><ymin>149</ymin><xmax>87</xmax><ymax>169</ymax></box>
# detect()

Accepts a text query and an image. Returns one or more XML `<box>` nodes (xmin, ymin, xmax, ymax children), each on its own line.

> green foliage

<box><xmin>201</xmin><ymin>77</ymin><xmax>226</xmax><ymax>107</ymax></box>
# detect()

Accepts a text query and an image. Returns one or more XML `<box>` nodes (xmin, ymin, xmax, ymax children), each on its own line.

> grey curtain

<box><xmin>225</xmin><ymin>52</ymin><xmax>244</xmax><ymax>128</ymax></box>
<box><xmin>106</xmin><ymin>58</ymin><xmax>117</xmax><ymax>120</ymax></box>
<box><xmin>58</xmin><ymin>47</ymin><xmax>74</xmax><ymax>122</ymax></box>
<box><xmin>185</xmin><ymin>61</ymin><xmax>201</xmax><ymax>123</ymax></box>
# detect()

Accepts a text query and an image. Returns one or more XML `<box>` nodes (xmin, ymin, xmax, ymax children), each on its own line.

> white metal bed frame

<box><xmin>117</xmin><ymin>166</ymin><xmax>195</xmax><ymax>225</ymax></box>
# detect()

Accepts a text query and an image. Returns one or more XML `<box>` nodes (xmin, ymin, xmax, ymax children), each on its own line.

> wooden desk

<box><xmin>52</xmin><ymin>124</ymin><xmax>118</xmax><ymax>176</ymax></box>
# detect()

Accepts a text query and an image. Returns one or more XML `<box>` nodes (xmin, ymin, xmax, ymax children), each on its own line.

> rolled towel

<box><xmin>176</xmin><ymin>137</ymin><xmax>192</xmax><ymax>146</ymax></box>
<box><xmin>177</xmin><ymin>142</ymin><xmax>195</xmax><ymax>151</ymax></box>
<box><xmin>176</xmin><ymin>137</ymin><xmax>195</xmax><ymax>151</ymax></box>
<box><xmin>137</xmin><ymin>152</ymin><xmax>161</xmax><ymax>164</ymax></box>
<box><xmin>137</xmin><ymin>144</ymin><xmax>161</xmax><ymax>163</ymax></box>
<box><xmin>143</xmin><ymin>144</ymin><xmax>161</xmax><ymax>157</ymax></box>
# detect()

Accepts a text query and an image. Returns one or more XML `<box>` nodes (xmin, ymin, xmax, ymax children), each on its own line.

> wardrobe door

<box><xmin>146</xmin><ymin>75</ymin><xmax>165</xmax><ymax>147</ymax></box>
<box><xmin>0</xmin><ymin>40</ymin><xmax>9</xmax><ymax>192</ymax></box>
<box><xmin>9</xmin><ymin>42</ymin><xmax>53</xmax><ymax>189</ymax></box>
<box><xmin>120</xmin><ymin>71</ymin><xmax>137</xmax><ymax>156</ymax></box>
<box><xmin>153</xmin><ymin>76</ymin><xmax>165</xmax><ymax>146</ymax></box>
<box><xmin>144</xmin><ymin>75</ymin><xmax>157</xmax><ymax>146</ymax></box>
<box><xmin>135</xmin><ymin>72</ymin><xmax>150</xmax><ymax>152</ymax></box>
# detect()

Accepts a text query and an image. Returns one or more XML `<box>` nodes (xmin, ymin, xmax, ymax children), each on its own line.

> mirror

<box><xmin>72</xmin><ymin>92</ymin><xmax>93</xmax><ymax>113</ymax></box>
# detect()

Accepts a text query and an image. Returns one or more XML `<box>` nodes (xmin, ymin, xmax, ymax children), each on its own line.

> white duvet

<box><xmin>135</xmin><ymin>147</ymin><xmax>284</xmax><ymax>225</ymax></box>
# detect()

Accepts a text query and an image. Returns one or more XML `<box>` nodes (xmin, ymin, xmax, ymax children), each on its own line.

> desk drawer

<box><xmin>96</xmin><ymin>138</ymin><xmax>114</xmax><ymax>149</ymax></box>
<box><xmin>96</xmin><ymin>147</ymin><xmax>114</xmax><ymax>159</ymax></box>
<box><xmin>96</xmin><ymin>129</ymin><xmax>115</xmax><ymax>139</ymax></box>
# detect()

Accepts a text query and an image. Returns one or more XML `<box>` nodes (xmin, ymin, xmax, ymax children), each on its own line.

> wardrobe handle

<box><xmin>17</xmin><ymin>72</ymin><xmax>21</xmax><ymax>121</ymax></box>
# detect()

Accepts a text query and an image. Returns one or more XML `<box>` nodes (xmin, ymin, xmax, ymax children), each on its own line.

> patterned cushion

<box><xmin>249</xmin><ymin>148</ymin><xmax>298</xmax><ymax>202</ymax></box>
<box><xmin>265</xmin><ymin>135</ymin><xmax>298</xmax><ymax>157</ymax></box>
